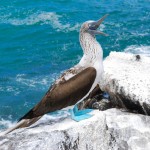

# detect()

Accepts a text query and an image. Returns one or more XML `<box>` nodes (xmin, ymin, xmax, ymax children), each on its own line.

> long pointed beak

<box><xmin>88</xmin><ymin>14</ymin><xmax>109</xmax><ymax>36</ymax></box>
<box><xmin>96</xmin><ymin>14</ymin><xmax>109</xmax><ymax>28</ymax></box>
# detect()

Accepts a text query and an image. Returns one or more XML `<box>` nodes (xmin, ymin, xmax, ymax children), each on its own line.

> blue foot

<box><xmin>103</xmin><ymin>92</ymin><xmax>109</xmax><ymax>99</ymax></box>
<box><xmin>69</xmin><ymin>104</ymin><xmax>93</xmax><ymax>122</ymax></box>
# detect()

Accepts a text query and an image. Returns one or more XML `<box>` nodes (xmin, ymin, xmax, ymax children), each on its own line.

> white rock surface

<box><xmin>105</xmin><ymin>109</ymin><xmax>150</xmax><ymax>150</ymax></box>
<box><xmin>0</xmin><ymin>110</ymin><xmax>109</xmax><ymax>150</ymax></box>
<box><xmin>101</xmin><ymin>52</ymin><xmax>150</xmax><ymax>115</ymax></box>
<box><xmin>0</xmin><ymin>109</ymin><xmax>150</xmax><ymax>150</ymax></box>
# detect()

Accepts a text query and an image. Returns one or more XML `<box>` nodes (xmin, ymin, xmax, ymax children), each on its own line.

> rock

<box><xmin>100</xmin><ymin>52</ymin><xmax>150</xmax><ymax>115</ymax></box>
<box><xmin>105</xmin><ymin>109</ymin><xmax>150</xmax><ymax>150</ymax></box>
<box><xmin>0</xmin><ymin>110</ymin><xmax>109</xmax><ymax>150</ymax></box>
<box><xmin>83</xmin><ymin>91</ymin><xmax>113</xmax><ymax>111</ymax></box>
<box><xmin>0</xmin><ymin>109</ymin><xmax>150</xmax><ymax>150</ymax></box>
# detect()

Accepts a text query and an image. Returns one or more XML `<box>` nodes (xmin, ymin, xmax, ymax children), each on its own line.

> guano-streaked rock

<box><xmin>101</xmin><ymin>52</ymin><xmax>150</xmax><ymax>115</ymax></box>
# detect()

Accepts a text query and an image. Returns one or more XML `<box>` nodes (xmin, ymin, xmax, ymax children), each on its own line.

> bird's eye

<box><xmin>89</xmin><ymin>23</ymin><xmax>95</xmax><ymax>30</ymax></box>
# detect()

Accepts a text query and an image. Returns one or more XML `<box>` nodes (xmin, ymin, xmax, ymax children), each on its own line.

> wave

<box><xmin>124</xmin><ymin>45</ymin><xmax>150</xmax><ymax>57</ymax></box>
<box><xmin>32</xmin><ymin>109</ymin><xmax>70</xmax><ymax>127</ymax></box>
<box><xmin>0</xmin><ymin>73</ymin><xmax>58</xmax><ymax>96</ymax></box>
<box><xmin>0</xmin><ymin>109</ymin><xmax>70</xmax><ymax>131</ymax></box>
<box><xmin>99</xmin><ymin>24</ymin><xmax>105</xmax><ymax>32</ymax></box>
<box><xmin>0</xmin><ymin>12</ymin><xmax>80</xmax><ymax>32</ymax></box>
<box><xmin>15</xmin><ymin>73</ymin><xmax>57</xmax><ymax>89</ymax></box>
<box><xmin>0</xmin><ymin>118</ymin><xmax>17</xmax><ymax>130</ymax></box>
<box><xmin>0</xmin><ymin>86</ymin><xmax>20</xmax><ymax>95</ymax></box>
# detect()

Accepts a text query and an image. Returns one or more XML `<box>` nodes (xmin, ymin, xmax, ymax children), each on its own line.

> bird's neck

<box><xmin>79</xmin><ymin>31</ymin><xmax>103</xmax><ymax>67</ymax></box>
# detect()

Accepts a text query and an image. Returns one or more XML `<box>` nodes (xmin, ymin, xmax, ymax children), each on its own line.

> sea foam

<box><xmin>124</xmin><ymin>45</ymin><xmax>150</xmax><ymax>57</ymax></box>
<box><xmin>0</xmin><ymin>118</ymin><xmax>17</xmax><ymax>131</ymax></box>
<box><xmin>0</xmin><ymin>86</ymin><xmax>20</xmax><ymax>95</ymax></box>
<box><xmin>15</xmin><ymin>73</ymin><xmax>58</xmax><ymax>89</ymax></box>
<box><xmin>0</xmin><ymin>12</ymin><xmax>80</xmax><ymax>32</ymax></box>
<box><xmin>0</xmin><ymin>109</ymin><xmax>70</xmax><ymax>131</ymax></box>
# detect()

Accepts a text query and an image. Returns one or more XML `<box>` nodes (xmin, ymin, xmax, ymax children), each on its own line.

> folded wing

<box><xmin>19</xmin><ymin>67</ymin><xmax>96</xmax><ymax>120</ymax></box>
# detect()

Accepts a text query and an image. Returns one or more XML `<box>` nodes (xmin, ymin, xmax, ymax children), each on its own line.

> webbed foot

<box><xmin>69</xmin><ymin>104</ymin><xmax>93</xmax><ymax>122</ymax></box>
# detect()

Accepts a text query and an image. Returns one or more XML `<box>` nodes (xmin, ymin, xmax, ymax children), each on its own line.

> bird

<box><xmin>2</xmin><ymin>14</ymin><xmax>108</xmax><ymax>135</ymax></box>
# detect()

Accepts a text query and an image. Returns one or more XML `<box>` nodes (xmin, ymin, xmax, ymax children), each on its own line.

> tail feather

<box><xmin>1</xmin><ymin>116</ymin><xmax>42</xmax><ymax>135</ymax></box>
<box><xmin>18</xmin><ymin>109</ymin><xmax>35</xmax><ymax>121</ymax></box>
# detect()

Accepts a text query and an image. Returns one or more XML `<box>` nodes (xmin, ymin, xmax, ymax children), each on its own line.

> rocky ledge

<box><xmin>0</xmin><ymin>52</ymin><xmax>150</xmax><ymax>150</ymax></box>
<box><xmin>0</xmin><ymin>109</ymin><xmax>150</xmax><ymax>150</ymax></box>
<box><xmin>101</xmin><ymin>52</ymin><xmax>150</xmax><ymax>115</ymax></box>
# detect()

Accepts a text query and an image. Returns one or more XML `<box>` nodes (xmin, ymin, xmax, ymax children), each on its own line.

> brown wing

<box><xmin>19</xmin><ymin>67</ymin><xmax>96</xmax><ymax>120</ymax></box>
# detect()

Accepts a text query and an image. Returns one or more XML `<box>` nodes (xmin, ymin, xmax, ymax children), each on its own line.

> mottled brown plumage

<box><xmin>19</xmin><ymin>67</ymin><xmax>96</xmax><ymax>120</ymax></box>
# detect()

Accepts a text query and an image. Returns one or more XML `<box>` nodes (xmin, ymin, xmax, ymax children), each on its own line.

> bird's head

<box><xmin>80</xmin><ymin>14</ymin><xmax>109</xmax><ymax>36</ymax></box>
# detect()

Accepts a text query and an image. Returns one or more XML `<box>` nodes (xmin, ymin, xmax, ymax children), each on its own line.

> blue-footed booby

<box><xmin>3</xmin><ymin>14</ymin><xmax>108</xmax><ymax>134</ymax></box>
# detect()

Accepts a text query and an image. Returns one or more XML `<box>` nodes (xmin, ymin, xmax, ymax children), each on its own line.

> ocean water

<box><xmin>0</xmin><ymin>0</ymin><xmax>149</xmax><ymax>129</ymax></box>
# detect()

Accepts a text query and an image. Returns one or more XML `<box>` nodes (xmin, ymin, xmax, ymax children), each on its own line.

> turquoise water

<box><xmin>0</xmin><ymin>0</ymin><xmax>150</xmax><ymax>128</ymax></box>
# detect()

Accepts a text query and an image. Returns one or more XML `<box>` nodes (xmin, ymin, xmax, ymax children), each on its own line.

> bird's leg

<box><xmin>73</xmin><ymin>104</ymin><xmax>93</xmax><ymax>116</ymax></box>
<box><xmin>78</xmin><ymin>85</ymin><xmax>113</xmax><ymax>112</ymax></box>
<box><xmin>81</xmin><ymin>85</ymin><xmax>103</xmax><ymax>109</ymax></box>
<box><xmin>68</xmin><ymin>85</ymin><xmax>101</xmax><ymax>122</ymax></box>
<box><xmin>69</xmin><ymin>85</ymin><xmax>108</xmax><ymax>122</ymax></box>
